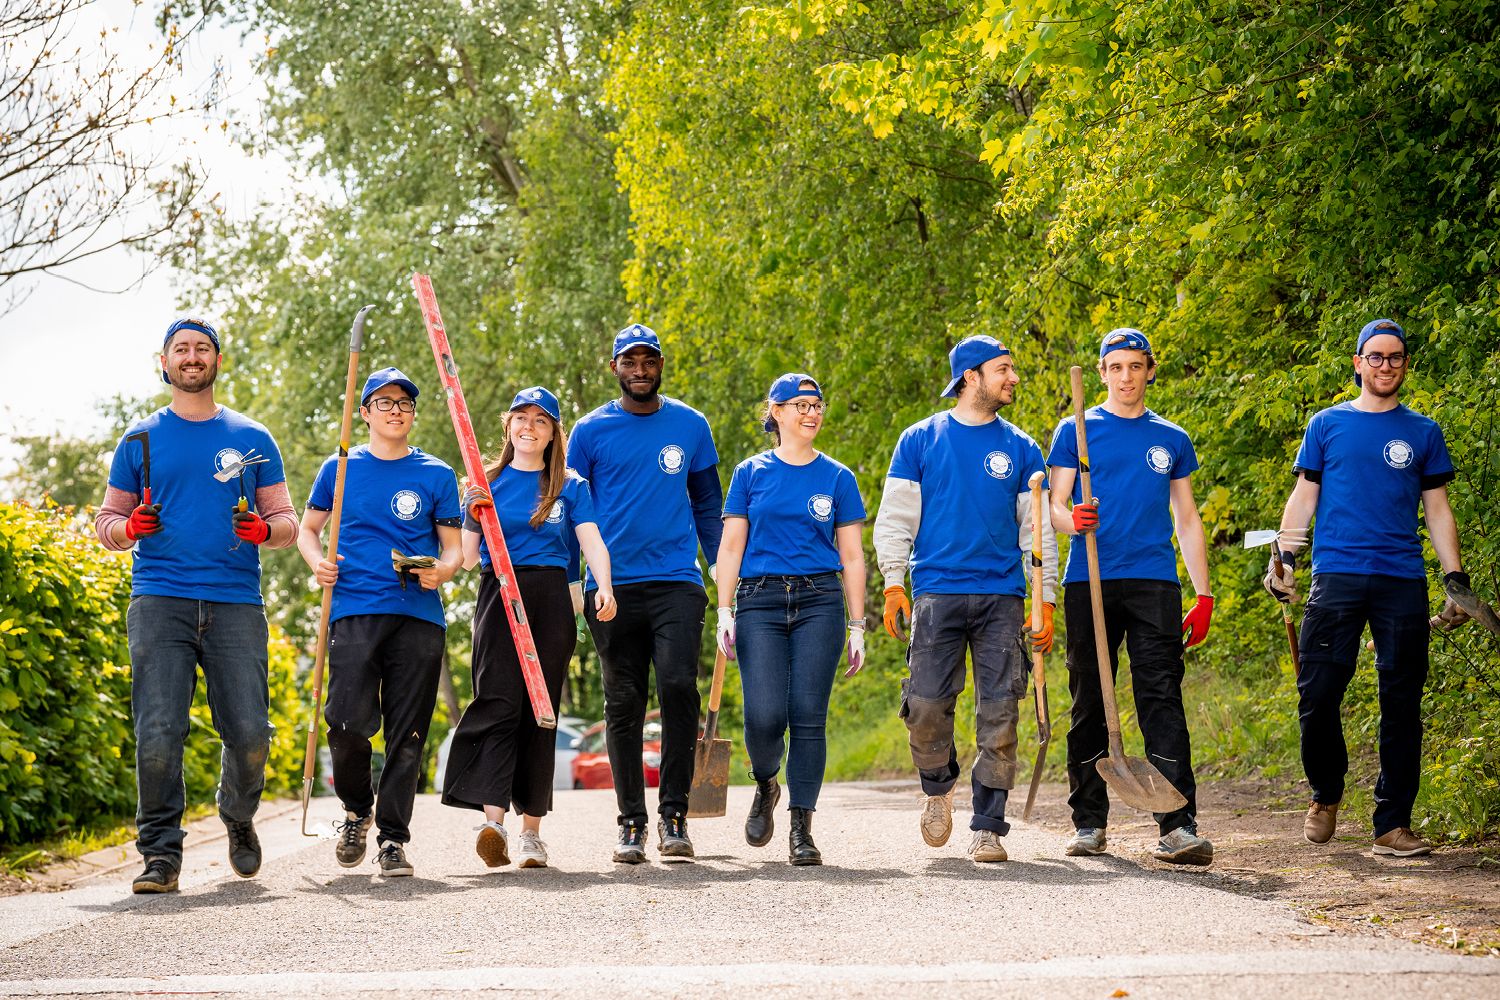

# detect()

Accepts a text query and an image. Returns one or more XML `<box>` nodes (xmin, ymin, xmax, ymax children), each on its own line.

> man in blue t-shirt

<box><xmin>1263</xmin><ymin>319</ymin><xmax>1470</xmax><ymax>858</ymax></box>
<box><xmin>567</xmin><ymin>324</ymin><xmax>723</xmax><ymax>863</ymax></box>
<box><xmin>95</xmin><ymin>317</ymin><xmax>300</xmax><ymax>894</ymax></box>
<box><xmin>297</xmin><ymin>367</ymin><xmax>462</xmax><ymax>877</ymax></box>
<box><xmin>873</xmin><ymin>336</ymin><xmax>1058</xmax><ymax>864</ymax></box>
<box><xmin>1046</xmin><ymin>328</ymin><xmax>1215</xmax><ymax>866</ymax></box>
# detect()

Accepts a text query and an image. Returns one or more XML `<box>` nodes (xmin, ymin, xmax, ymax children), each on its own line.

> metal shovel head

<box><xmin>1446</xmin><ymin>577</ymin><xmax>1500</xmax><ymax>637</ymax></box>
<box><xmin>686</xmin><ymin>737</ymin><xmax>731</xmax><ymax>818</ymax></box>
<box><xmin>1095</xmin><ymin>753</ymin><xmax>1187</xmax><ymax>814</ymax></box>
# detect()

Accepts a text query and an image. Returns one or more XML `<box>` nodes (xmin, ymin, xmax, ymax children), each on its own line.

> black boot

<box><xmin>789</xmin><ymin>807</ymin><xmax>821</xmax><ymax>866</ymax></box>
<box><xmin>745</xmin><ymin>777</ymin><xmax>781</xmax><ymax>847</ymax></box>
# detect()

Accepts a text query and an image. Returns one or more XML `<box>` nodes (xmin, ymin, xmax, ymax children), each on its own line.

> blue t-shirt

<box><xmin>723</xmin><ymin>452</ymin><xmax>865</xmax><ymax>578</ymax></box>
<box><xmin>1047</xmin><ymin>406</ymin><xmax>1198</xmax><ymax>585</ymax></box>
<box><xmin>307</xmin><ymin>446</ymin><xmax>460</xmax><ymax>628</ymax></box>
<box><xmin>1295</xmin><ymin>402</ymin><xmax>1454</xmax><ymax>579</ymax></box>
<box><xmin>108</xmin><ymin>406</ymin><xmax>286</xmax><ymax>605</ymax></box>
<box><xmin>567</xmin><ymin>396</ymin><xmax>718</xmax><ymax>587</ymax></box>
<box><xmin>466</xmin><ymin>466</ymin><xmax>597</xmax><ymax>572</ymax></box>
<box><xmin>888</xmin><ymin>412</ymin><xmax>1046</xmax><ymax>597</ymax></box>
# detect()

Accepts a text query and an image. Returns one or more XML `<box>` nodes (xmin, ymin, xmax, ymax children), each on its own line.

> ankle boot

<box><xmin>789</xmin><ymin>807</ymin><xmax>821</xmax><ymax>866</ymax></box>
<box><xmin>745</xmin><ymin>777</ymin><xmax>781</xmax><ymax>847</ymax></box>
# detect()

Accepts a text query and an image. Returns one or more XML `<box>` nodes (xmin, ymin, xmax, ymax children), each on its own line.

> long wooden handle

<box><xmin>1270</xmin><ymin>545</ymin><xmax>1302</xmax><ymax>676</ymax></box>
<box><xmin>702</xmin><ymin>647</ymin><xmax>727</xmax><ymax>744</ymax></box>
<box><xmin>1028</xmin><ymin>470</ymin><xmax>1048</xmax><ymax>729</ymax></box>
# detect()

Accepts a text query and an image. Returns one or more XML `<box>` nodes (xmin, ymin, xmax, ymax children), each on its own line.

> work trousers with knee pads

<box><xmin>900</xmin><ymin>593</ymin><xmax>1027</xmax><ymax>835</ymax></box>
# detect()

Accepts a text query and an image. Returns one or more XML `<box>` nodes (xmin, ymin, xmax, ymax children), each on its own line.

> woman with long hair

<box><xmin>442</xmin><ymin>387</ymin><xmax>616</xmax><ymax>869</ymax></box>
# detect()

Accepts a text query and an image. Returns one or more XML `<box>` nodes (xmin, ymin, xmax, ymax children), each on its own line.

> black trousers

<box><xmin>1063</xmin><ymin>579</ymin><xmax>1196</xmax><ymax>835</ymax></box>
<box><xmin>586</xmin><ymin>581</ymin><xmax>708</xmax><ymax>827</ymax></box>
<box><xmin>442</xmin><ymin>567</ymin><xmax>573</xmax><ymax>817</ymax></box>
<box><xmin>1298</xmin><ymin>573</ymin><xmax>1430</xmax><ymax>837</ymax></box>
<box><xmin>325</xmin><ymin>613</ymin><xmax>445</xmax><ymax>844</ymax></box>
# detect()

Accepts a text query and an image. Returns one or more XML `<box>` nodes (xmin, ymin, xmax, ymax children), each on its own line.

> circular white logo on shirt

<box><xmin>1146</xmin><ymin>446</ymin><xmax>1173</xmax><ymax>475</ymax></box>
<box><xmin>391</xmin><ymin>490</ymin><xmax>422</xmax><ymax>520</ymax></box>
<box><xmin>658</xmin><ymin>445</ymin><xmax>685</xmax><ymax>474</ymax></box>
<box><xmin>545</xmin><ymin>499</ymin><xmax>564</xmax><ymax>524</ymax></box>
<box><xmin>984</xmin><ymin>451</ymin><xmax>1013</xmax><ymax>480</ymax></box>
<box><xmin>213</xmin><ymin>448</ymin><xmax>244</xmax><ymax>475</ymax></box>
<box><xmin>1384</xmin><ymin>439</ymin><xmax>1414</xmax><ymax>469</ymax></box>
<box><xmin>808</xmin><ymin>494</ymin><xmax>834</xmax><ymax>522</ymax></box>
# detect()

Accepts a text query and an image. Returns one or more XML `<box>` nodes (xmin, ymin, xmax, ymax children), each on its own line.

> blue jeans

<box><xmin>735</xmin><ymin>573</ymin><xmax>846</xmax><ymax>810</ymax></box>
<box><xmin>127</xmin><ymin>595</ymin><xmax>273</xmax><ymax>863</ymax></box>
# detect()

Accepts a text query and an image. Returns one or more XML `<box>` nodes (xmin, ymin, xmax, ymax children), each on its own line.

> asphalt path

<box><xmin>0</xmin><ymin>783</ymin><xmax>1494</xmax><ymax>998</ymax></box>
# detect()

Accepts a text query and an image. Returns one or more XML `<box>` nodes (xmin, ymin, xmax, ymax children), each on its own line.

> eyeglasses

<box><xmin>779</xmin><ymin>400</ymin><xmax>826</xmax><ymax>415</ymax></box>
<box><xmin>1359</xmin><ymin>353</ymin><xmax>1407</xmax><ymax>369</ymax></box>
<box><xmin>370</xmin><ymin>397</ymin><xmax>416</xmax><ymax>413</ymax></box>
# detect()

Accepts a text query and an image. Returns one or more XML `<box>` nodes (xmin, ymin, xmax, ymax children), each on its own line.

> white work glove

<box><xmin>716</xmin><ymin>606</ymin><xmax>736</xmax><ymax>661</ymax></box>
<box><xmin>845</xmin><ymin>621</ymin><xmax>866</xmax><ymax>676</ymax></box>
<box><xmin>1263</xmin><ymin>551</ymin><xmax>1298</xmax><ymax>604</ymax></box>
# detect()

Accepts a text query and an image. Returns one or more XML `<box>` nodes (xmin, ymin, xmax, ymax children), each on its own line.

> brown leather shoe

<box><xmin>1372</xmin><ymin>827</ymin><xmax>1432</xmax><ymax>858</ymax></box>
<box><xmin>1303</xmin><ymin>801</ymin><xmax>1339</xmax><ymax>844</ymax></box>
<box><xmin>920</xmin><ymin>788</ymin><xmax>954</xmax><ymax>847</ymax></box>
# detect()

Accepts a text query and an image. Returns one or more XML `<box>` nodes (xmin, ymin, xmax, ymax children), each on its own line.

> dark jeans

<box><xmin>126</xmin><ymin>595</ymin><xmax>273</xmax><ymax>864</ymax></box>
<box><xmin>586</xmin><ymin>581</ymin><xmax>708</xmax><ymax>826</ymax></box>
<box><xmin>326</xmin><ymin>613</ymin><xmax>444</xmax><ymax>844</ymax></box>
<box><xmin>1298</xmin><ymin>573</ymin><xmax>1430</xmax><ymax>836</ymax></box>
<box><xmin>1063</xmin><ymin>579</ymin><xmax>1196</xmax><ymax>836</ymax></box>
<box><xmin>735</xmin><ymin>573</ymin><xmax>846</xmax><ymax>810</ymax></box>
<box><xmin>901</xmin><ymin>593</ymin><xmax>1027</xmax><ymax>835</ymax></box>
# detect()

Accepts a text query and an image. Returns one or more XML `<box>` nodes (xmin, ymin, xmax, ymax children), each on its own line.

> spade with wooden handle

<box><xmin>687</xmin><ymin>646</ymin><xmax>732</xmax><ymax>817</ymax></box>
<box><xmin>1022</xmin><ymin>470</ymin><xmax>1052</xmax><ymax>821</ymax></box>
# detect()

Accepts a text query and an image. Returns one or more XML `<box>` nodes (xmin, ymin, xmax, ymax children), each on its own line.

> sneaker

<box><xmin>613</xmin><ymin>821</ymin><xmax>648</xmax><ymax>864</ymax></box>
<box><xmin>131</xmin><ymin>857</ymin><xmax>179</xmax><ymax>894</ymax></box>
<box><xmin>920</xmin><ymin>788</ymin><xmax>955</xmax><ymax>847</ymax></box>
<box><xmin>1303</xmin><ymin>801</ymin><xmax>1339</xmax><ymax>845</ymax></box>
<box><xmin>334</xmin><ymin>811</ymin><xmax>374</xmax><ymax>868</ymax></box>
<box><xmin>516</xmin><ymin>830</ymin><xmax>549</xmax><ymax>869</ymax></box>
<box><xmin>1065</xmin><ymin>827</ymin><xmax>1108</xmax><ymax>856</ymax></box>
<box><xmin>1153</xmin><ymin>825</ymin><xmax>1214</xmax><ymax>866</ymax></box>
<box><xmin>968</xmin><ymin>830</ymin><xmax>1008</xmax><ymax>863</ymax></box>
<box><xmin>476</xmin><ymin>821</ymin><xmax>510</xmax><ymax>867</ymax></box>
<box><xmin>1373</xmin><ymin>827</ymin><xmax>1432</xmax><ymax>858</ymax></box>
<box><xmin>225</xmin><ymin>819</ymin><xmax>262</xmax><ymax>878</ymax></box>
<box><xmin>376</xmin><ymin>842</ymin><xmax>413</xmax><ymax>877</ymax></box>
<box><xmin>658</xmin><ymin>814</ymin><xmax>695</xmax><ymax>861</ymax></box>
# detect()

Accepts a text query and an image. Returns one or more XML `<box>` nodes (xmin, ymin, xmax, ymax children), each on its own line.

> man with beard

<box><xmin>567</xmin><ymin>324</ymin><xmax>723</xmax><ymax>863</ymax></box>
<box><xmin>873</xmin><ymin>336</ymin><xmax>1058</xmax><ymax>863</ymax></box>
<box><xmin>1264</xmin><ymin>319</ymin><xmax>1469</xmax><ymax>858</ymax></box>
<box><xmin>95</xmin><ymin>318</ymin><xmax>298</xmax><ymax>893</ymax></box>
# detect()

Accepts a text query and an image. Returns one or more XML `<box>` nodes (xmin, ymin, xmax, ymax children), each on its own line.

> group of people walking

<box><xmin>96</xmin><ymin>312</ymin><xmax>1473</xmax><ymax>893</ymax></box>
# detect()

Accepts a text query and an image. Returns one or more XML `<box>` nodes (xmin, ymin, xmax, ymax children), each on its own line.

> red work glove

<box><xmin>1071</xmin><ymin>500</ymin><xmax>1098</xmax><ymax>533</ymax></box>
<box><xmin>883</xmin><ymin>585</ymin><xmax>911</xmax><ymax>643</ymax></box>
<box><xmin>1028</xmin><ymin>601</ymin><xmax>1055</xmax><ymax>654</ymax></box>
<box><xmin>125</xmin><ymin>503</ymin><xmax>162</xmax><ymax>540</ymax></box>
<box><xmin>1182</xmin><ymin>594</ymin><xmax>1214</xmax><ymax>648</ymax></box>
<box><xmin>232</xmin><ymin>510</ymin><xmax>270</xmax><ymax>545</ymax></box>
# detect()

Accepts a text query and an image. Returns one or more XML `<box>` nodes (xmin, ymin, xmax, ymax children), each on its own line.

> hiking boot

<box><xmin>1304</xmin><ymin>801</ymin><xmax>1339</xmax><ymax>845</ymax></box>
<box><xmin>745</xmin><ymin>777</ymin><xmax>781</xmax><ymax>847</ymax></box>
<box><xmin>225</xmin><ymin>819</ymin><xmax>261</xmax><ymax>878</ymax></box>
<box><xmin>476</xmin><ymin>821</ymin><xmax>510</xmax><ymax>868</ymax></box>
<box><xmin>658</xmin><ymin>814</ymin><xmax>695</xmax><ymax>861</ymax></box>
<box><xmin>920</xmin><ymin>788</ymin><xmax>954</xmax><ymax>847</ymax></box>
<box><xmin>376</xmin><ymin>842</ymin><xmax>413</xmax><ymax>877</ymax></box>
<box><xmin>613</xmin><ymin>821</ymin><xmax>648</xmax><ymax>864</ymax></box>
<box><xmin>1065</xmin><ymin>827</ymin><xmax>1108</xmax><ymax>856</ymax></box>
<box><xmin>517</xmin><ymin>830</ymin><xmax>549</xmax><ymax>869</ymax></box>
<box><xmin>1373</xmin><ymin>827</ymin><xmax>1432</xmax><ymax>858</ymax></box>
<box><xmin>1153</xmin><ymin>825</ymin><xmax>1214</xmax><ymax>866</ymax></box>
<box><xmin>131</xmin><ymin>857</ymin><xmax>179</xmax><ymax>894</ymax></box>
<box><xmin>968</xmin><ymin>829</ymin><xmax>1008</xmax><ymax>863</ymax></box>
<box><xmin>334</xmin><ymin>811</ymin><xmax>374</xmax><ymax>868</ymax></box>
<box><xmin>789</xmin><ymin>807</ymin><xmax>821</xmax><ymax>866</ymax></box>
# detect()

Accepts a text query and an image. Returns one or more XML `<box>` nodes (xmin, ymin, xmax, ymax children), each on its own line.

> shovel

<box><xmin>1070</xmin><ymin>366</ymin><xmax>1187</xmax><ymax>815</ymax></box>
<box><xmin>687</xmin><ymin>646</ymin><xmax>731</xmax><ymax>818</ymax></box>
<box><xmin>1437</xmin><ymin>575</ymin><xmax>1500</xmax><ymax>637</ymax></box>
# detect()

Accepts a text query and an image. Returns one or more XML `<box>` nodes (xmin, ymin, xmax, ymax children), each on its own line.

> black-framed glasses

<box><xmin>780</xmin><ymin>400</ymin><xmax>826</xmax><ymax>415</ymax></box>
<box><xmin>370</xmin><ymin>397</ymin><xmax>416</xmax><ymax>412</ymax></box>
<box><xmin>1360</xmin><ymin>353</ymin><xmax>1407</xmax><ymax>369</ymax></box>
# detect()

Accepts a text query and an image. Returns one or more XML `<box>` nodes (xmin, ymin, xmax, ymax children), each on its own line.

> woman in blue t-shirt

<box><xmin>442</xmin><ymin>387</ymin><xmax>616</xmax><ymax>871</ymax></box>
<box><xmin>714</xmin><ymin>373</ymin><xmax>867</xmax><ymax>865</ymax></box>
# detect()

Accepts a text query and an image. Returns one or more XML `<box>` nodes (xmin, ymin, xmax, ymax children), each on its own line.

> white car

<box><xmin>432</xmin><ymin>717</ymin><xmax>587</xmax><ymax>795</ymax></box>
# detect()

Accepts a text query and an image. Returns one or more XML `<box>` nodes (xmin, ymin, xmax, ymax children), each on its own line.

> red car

<box><xmin>571</xmin><ymin>711</ymin><xmax>663</xmax><ymax>789</ymax></box>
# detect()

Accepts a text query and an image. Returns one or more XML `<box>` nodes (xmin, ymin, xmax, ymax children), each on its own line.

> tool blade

<box><xmin>1242</xmin><ymin>529</ymin><xmax>1279</xmax><ymax>549</ymax></box>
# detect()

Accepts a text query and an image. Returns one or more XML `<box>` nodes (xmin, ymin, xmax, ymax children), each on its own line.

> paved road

<box><xmin>0</xmin><ymin>783</ymin><xmax>1494</xmax><ymax>998</ymax></box>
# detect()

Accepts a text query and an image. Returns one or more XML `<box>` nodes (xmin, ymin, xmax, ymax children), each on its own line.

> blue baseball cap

<box><xmin>763</xmin><ymin>373</ymin><xmax>822</xmax><ymax>432</ymax></box>
<box><xmin>941</xmin><ymin>336</ymin><xmax>1010</xmax><ymax>398</ymax></box>
<box><xmin>508</xmin><ymin>385</ymin><xmax>562</xmax><ymax>423</ymax></box>
<box><xmin>1099</xmin><ymin>327</ymin><xmax>1156</xmax><ymax>385</ymax></box>
<box><xmin>612</xmin><ymin>323</ymin><xmax>662</xmax><ymax>358</ymax></box>
<box><xmin>160</xmin><ymin>317</ymin><xmax>221</xmax><ymax>384</ymax></box>
<box><xmin>361</xmin><ymin>367</ymin><xmax>420</xmax><ymax>406</ymax></box>
<box><xmin>1354</xmin><ymin>319</ymin><xmax>1406</xmax><ymax>387</ymax></box>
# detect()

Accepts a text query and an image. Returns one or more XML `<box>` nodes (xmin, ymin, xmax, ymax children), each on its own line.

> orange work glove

<box><xmin>882</xmin><ymin>585</ymin><xmax>911</xmax><ymax>643</ymax></box>
<box><xmin>1028</xmin><ymin>601</ymin><xmax>1055</xmax><ymax>654</ymax></box>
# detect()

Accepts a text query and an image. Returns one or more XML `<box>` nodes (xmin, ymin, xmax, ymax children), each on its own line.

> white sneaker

<box><xmin>476</xmin><ymin>821</ymin><xmax>510</xmax><ymax>867</ymax></box>
<box><xmin>516</xmin><ymin>830</ymin><xmax>549</xmax><ymax>869</ymax></box>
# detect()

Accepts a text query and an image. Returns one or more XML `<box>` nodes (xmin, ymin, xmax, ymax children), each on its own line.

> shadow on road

<box><xmin>76</xmin><ymin>879</ymin><xmax>287</xmax><ymax>915</ymax></box>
